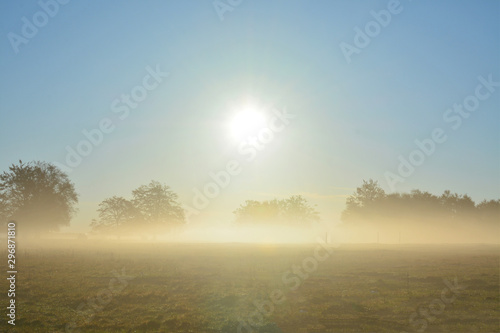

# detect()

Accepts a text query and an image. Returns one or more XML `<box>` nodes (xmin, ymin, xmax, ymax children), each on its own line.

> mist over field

<box><xmin>12</xmin><ymin>218</ymin><xmax>500</xmax><ymax>246</ymax></box>
<box><xmin>1</xmin><ymin>0</ymin><xmax>499</xmax><ymax>332</ymax></box>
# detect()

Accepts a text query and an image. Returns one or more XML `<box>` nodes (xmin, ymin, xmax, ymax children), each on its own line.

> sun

<box><xmin>229</xmin><ymin>105</ymin><xmax>266</xmax><ymax>140</ymax></box>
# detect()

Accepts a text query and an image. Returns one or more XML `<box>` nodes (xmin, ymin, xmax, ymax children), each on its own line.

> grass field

<box><xmin>0</xmin><ymin>241</ymin><xmax>498</xmax><ymax>332</ymax></box>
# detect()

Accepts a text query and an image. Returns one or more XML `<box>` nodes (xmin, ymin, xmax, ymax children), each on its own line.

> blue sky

<box><xmin>1</xmin><ymin>0</ymin><xmax>499</xmax><ymax>231</ymax></box>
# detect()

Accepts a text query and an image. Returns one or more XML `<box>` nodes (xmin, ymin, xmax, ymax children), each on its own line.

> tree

<box><xmin>439</xmin><ymin>190</ymin><xmax>476</xmax><ymax>221</ymax></box>
<box><xmin>132</xmin><ymin>181</ymin><xmax>185</xmax><ymax>227</ymax></box>
<box><xmin>90</xmin><ymin>196</ymin><xmax>138</xmax><ymax>233</ymax></box>
<box><xmin>405</xmin><ymin>190</ymin><xmax>441</xmax><ymax>220</ymax></box>
<box><xmin>341</xmin><ymin>179</ymin><xmax>385</xmax><ymax>222</ymax></box>
<box><xmin>233</xmin><ymin>195</ymin><xmax>320</xmax><ymax>226</ymax></box>
<box><xmin>340</xmin><ymin>180</ymin><xmax>500</xmax><ymax>229</ymax></box>
<box><xmin>233</xmin><ymin>199</ymin><xmax>283</xmax><ymax>224</ymax></box>
<box><xmin>281</xmin><ymin>195</ymin><xmax>320</xmax><ymax>225</ymax></box>
<box><xmin>90</xmin><ymin>181</ymin><xmax>185</xmax><ymax>236</ymax></box>
<box><xmin>476</xmin><ymin>199</ymin><xmax>500</xmax><ymax>224</ymax></box>
<box><xmin>0</xmin><ymin>160</ymin><xmax>78</xmax><ymax>233</ymax></box>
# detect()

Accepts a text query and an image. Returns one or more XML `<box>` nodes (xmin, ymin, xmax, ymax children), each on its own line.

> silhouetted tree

<box><xmin>132</xmin><ymin>181</ymin><xmax>185</xmax><ymax>227</ymax></box>
<box><xmin>90</xmin><ymin>181</ymin><xmax>185</xmax><ymax>235</ymax></box>
<box><xmin>281</xmin><ymin>195</ymin><xmax>320</xmax><ymax>224</ymax></box>
<box><xmin>0</xmin><ymin>160</ymin><xmax>78</xmax><ymax>233</ymax></box>
<box><xmin>476</xmin><ymin>199</ymin><xmax>500</xmax><ymax>224</ymax></box>
<box><xmin>234</xmin><ymin>195</ymin><xmax>319</xmax><ymax>225</ymax></box>
<box><xmin>90</xmin><ymin>196</ymin><xmax>138</xmax><ymax>234</ymax></box>
<box><xmin>341</xmin><ymin>180</ymin><xmax>499</xmax><ymax>231</ymax></box>
<box><xmin>406</xmin><ymin>190</ymin><xmax>441</xmax><ymax>220</ymax></box>
<box><xmin>341</xmin><ymin>179</ymin><xmax>385</xmax><ymax>222</ymax></box>
<box><xmin>438</xmin><ymin>190</ymin><xmax>476</xmax><ymax>222</ymax></box>
<box><xmin>233</xmin><ymin>199</ymin><xmax>282</xmax><ymax>224</ymax></box>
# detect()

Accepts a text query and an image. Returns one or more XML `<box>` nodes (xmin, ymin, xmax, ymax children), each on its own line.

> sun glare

<box><xmin>229</xmin><ymin>106</ymin><xmax>266</xmax><ymax>140</ymax></box>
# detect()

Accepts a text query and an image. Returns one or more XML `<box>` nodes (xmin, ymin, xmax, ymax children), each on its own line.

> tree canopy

<box><xmin>90</xmin><ymin>196</ymin><xmax>138</xmax><ymax>234</ymax></box>
<box><xmin>341</xmin><ymin>179</ymin><xmax>499</xmax><ymax>225</ymax></box>
<box><xmin>233</xmin><ymin>195</ymin><xmax>320</xmax><ymax>225</ymax></box>
<box><xmin>0</xmin><ymin>160</ymin><xmax>78</xmax><ymax>233</ymax></box>
<box><xmin>90</xmin><ymin>180</ymin><xmax>185</xmax><ymax>234</ymax></box>
<box><xmin>132</xmin><ymin>181</ymin><xmax>185</xmax><ymax>225</ymax></box>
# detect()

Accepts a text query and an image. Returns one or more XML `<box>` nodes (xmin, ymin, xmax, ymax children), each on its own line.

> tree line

<box><xmin>0</xmin><ymin>160</ymin><xmax>320</xmax><ymax>235</ymax></box>
<box><xmin>341</xmin><ymin>179</ymin><xmax>499</xmax><ymax>225</ymax></box>
<box><xmin>0</xmin><ymin>161</ymin><xmax>498</xmax><ymax>236</ymax></box>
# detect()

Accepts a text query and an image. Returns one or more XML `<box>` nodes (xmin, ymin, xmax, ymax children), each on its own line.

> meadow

<box><xmin>0</xmin><ymin>240</ymin><xmax>498</xmax><ymax>333</ymax></box>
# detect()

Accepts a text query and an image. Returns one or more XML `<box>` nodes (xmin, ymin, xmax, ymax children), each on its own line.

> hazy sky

<box><xmin>1</xmin><ymin>0</ymin><xmax>499</xmax><ymax>232</ymax></box>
